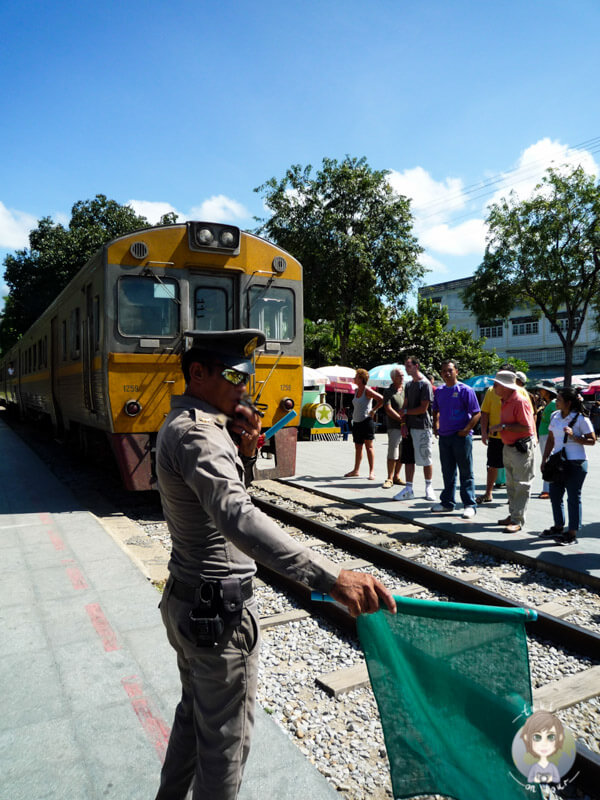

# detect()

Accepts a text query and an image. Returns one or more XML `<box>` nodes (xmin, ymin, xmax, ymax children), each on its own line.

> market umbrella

<box><xmin>315</xmin><ymin>365</ymin><xmax>356</xmax><ymax>383</ymax></box>
<box><xmin>463</xmin><ymin>375</ymin><xmax>494</xmax><ymax>391</ymax></box>
<box><xmin>552</xmin><ymin>376</ymin><xmax>589</xmax><ymax>388</ymax></box>
<box><xmin>303</xmin><ymin>366</ymin><xmax>326</xmax><ymax>387</ymax></box>
<box><xmin>581</xmin><ymin>380</ymin><xmax>600</xmax><ymax>395</ymax></box>
<box><xmin>368</xmin><ymin>363</ymin><xmax>409</xmax><ymax>388</ymax></box>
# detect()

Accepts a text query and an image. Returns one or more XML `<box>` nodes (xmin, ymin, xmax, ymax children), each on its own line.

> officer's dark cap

<box><xmin>184</xmin><ymin>329</ymin><xmax>266</xmax><ymax>374</ymax></box>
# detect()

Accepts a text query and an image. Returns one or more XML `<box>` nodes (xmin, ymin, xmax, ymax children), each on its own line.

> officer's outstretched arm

<box><xmin>329</xmin><ymin>569</ymin><xmax>396</xmax><ymax>617</ymax></box>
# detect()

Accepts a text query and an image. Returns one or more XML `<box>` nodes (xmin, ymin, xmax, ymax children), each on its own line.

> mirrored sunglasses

<box><xmin>221</xmin><ymin>367</ymin><xmax>250</xmax><ymax>387</ymax></box>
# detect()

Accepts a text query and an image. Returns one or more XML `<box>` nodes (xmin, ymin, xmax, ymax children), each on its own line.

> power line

<box><xmin>410</xmin><ymin>135</ymin><xmax>600</xmax><ymax>222</ymax></box>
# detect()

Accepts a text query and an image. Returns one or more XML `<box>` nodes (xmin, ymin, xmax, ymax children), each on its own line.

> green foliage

<box><xmin>462</xmin><ymin>166</ymin><xmax>600</xmax><ymax>383</ymax></box>
<box><xmin>0</xmin><ymin>195</ymin><xmax>149</xmax><ymax>352</ymax></box>
<box><xmin>255</xmin><ymin>156</ymin><xmax>424</xmax><ymax>362</ymax></box>
<box><xmin>304</xmin><ymin>298</ymin><xmax>522</xmax><ymax>377</ymax></box>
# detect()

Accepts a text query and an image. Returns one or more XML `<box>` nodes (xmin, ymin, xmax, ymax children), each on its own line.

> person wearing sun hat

<box><xmin>488</xmin><ymin>370</ymin><xmax>537</xmax><ymax>533</ymax></box>
<box><xmin>154</xmin><ymin>329</ymin><xmax>396</xmax><ymax>800</ymax></box>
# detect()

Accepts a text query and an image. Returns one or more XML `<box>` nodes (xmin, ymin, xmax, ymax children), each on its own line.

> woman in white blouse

<box><xmin>540</xmin><ymin>387</ymin><xmax>596</xmax><ymax>545</ymax></box>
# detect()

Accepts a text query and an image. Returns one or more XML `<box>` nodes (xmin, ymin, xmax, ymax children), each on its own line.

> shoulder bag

<box><xmin>542</xmin><ymin>414</ymin><xmax>579</xmax><ymax>483</ymax></box>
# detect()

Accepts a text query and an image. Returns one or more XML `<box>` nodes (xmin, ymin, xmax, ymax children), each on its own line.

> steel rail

<box><xmin>253</xmin><ymin>495</ymin><xmax>600</xmax><ymax>659</ymax></box>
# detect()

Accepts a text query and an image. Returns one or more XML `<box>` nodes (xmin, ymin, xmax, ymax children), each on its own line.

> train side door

<box><xmin>50</xmin><ymin>316</ymin><xmax>64</xmax><ymax>430</ymax></box>
<box><xmin>192</xmin><ymin>276</ymin><xmax>235</xmax><ymax>330</ymax></box>
<box><xmin>82</xmin><ymin>284</ymin><xmax>97</xmax><ymax>414</ymax></box>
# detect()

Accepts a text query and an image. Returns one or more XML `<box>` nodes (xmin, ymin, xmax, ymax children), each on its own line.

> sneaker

<box><xmin>425</xmin><ymin>486</ymin><xmax>436</xmax><ymax>502</ymax></box>
<box><xmin>431</xmin><ymin>504</ymin><xmax>453</xmax><ymax>513</ymax></box>
<box><xmin>394</xmin><ymin>487</ymin><xmax>414</xmax><ymax>501</ymax></box>
<box><xmin>462</xmin><ymin>506</ymin><xmax>476</xmax><ymax>519</ymax></box>
<box><xmin>554</xmin><ymin>532</ymin><xmax>577</xmax><ymax>546</ymax></box>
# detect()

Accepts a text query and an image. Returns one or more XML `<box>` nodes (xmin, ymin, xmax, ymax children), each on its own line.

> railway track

<box><xmin>251</xmin><ymin>481</ymin><xmax>600</xmax><ymax>798</ymax></box>
<box><xmin>5</xmin><ymin>415</ymin><xmax>598</xmax><ymax>798</ymax></box>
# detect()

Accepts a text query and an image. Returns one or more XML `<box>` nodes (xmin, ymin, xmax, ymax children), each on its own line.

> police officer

<box><xmin>154</xmin><ymin>329</ymin><xmax>396</xmax><ymax>800</ymax></box>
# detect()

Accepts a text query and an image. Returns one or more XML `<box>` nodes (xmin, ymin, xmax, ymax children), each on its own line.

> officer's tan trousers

<box><xmin>155</xmin><ymin>578</ymin><xmax>260</xmax><ymax>800</ymax></box>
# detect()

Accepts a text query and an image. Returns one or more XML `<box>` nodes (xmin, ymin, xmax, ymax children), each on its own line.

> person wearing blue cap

<box><xmin>154</xmin><ymin>329</ymin><xmax>396</xmax><ymax>800</ymax></box>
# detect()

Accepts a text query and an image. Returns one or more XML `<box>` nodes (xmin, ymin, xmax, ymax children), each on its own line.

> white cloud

<box><xmin>388</xmin><ymin>166</ymin><xmax>466</xmax><ymax>220</ymax></box>
<box><xmin>189</xmin><ymin>195</ymin><xmax>250</xmax><ymax>223</ymax></box>
<box><xmin>419</xmin><ymin>251</ymin><xmax>448</xmax><ymax>274</ymax></box>
<box><xmin>0</xmin><ymin>202</ymin><xmax>37</xmax><ymax>249</ymax></box>
<box><xmin>127</xmin><ymin>200</ymin><xmax>182</xmax><ymax>224</ymax></box>
<box><xmin>420</xmin><ymin>218</ymin><xmax>487</xmax><ymax>257</ymax></box>
<box><xmin>487</xmin><ymin>137</ymin><xmax>600</xmax><ymax>208</ymax></box>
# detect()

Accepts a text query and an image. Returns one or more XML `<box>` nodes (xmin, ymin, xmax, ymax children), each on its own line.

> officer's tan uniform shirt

<box><xmin>156</xmin><ymin>394</ymin><xmax>341</xmax><ymax>592</ymax></box>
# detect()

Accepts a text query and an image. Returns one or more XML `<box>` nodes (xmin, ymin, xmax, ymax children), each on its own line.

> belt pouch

<box><xmin>221</xmin><ymin>578</ymin><xmax>243</xmax><ymax>627</ymax></box>
<box><xmin>189</xmin><ymin>580</ymin><xmax>224</xmax><ymax>647</ymax></box>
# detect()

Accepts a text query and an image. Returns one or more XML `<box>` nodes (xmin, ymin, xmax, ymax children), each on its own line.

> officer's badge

<box><xmin>244</xmin><ymin>337</ymin><xmax>259</xmax><ymax>357</ymax></box>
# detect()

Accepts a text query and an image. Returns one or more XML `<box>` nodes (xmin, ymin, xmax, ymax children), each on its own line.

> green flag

<box><xmin>356</xmin><ymin>597</ymin><xmax>542</xmax><ymax>800</ymax></box>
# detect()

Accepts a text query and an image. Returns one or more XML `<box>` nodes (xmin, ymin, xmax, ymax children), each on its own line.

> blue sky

<box><xmin>1</xmin><ymin>0</ymin><xmax>599</xmax><ymax>301</ymax></box>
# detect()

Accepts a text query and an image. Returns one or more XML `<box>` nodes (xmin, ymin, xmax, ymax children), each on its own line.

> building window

<box><xmin>512</xmin><ymin>321</ymin><xmax>539</xmax><ymax>336</ymax></box>
<box><xmin>479</xmin><ymin>324</ymin><xmax>503</xmax><ymax>339</ymax></box>
<box><xmin>551</xmin><ymin>316</ymin><xmax>581</xmax><ymax>334</ymax></box>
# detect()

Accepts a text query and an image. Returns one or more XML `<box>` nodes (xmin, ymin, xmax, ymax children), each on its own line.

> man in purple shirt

<box><xmin>431</xmin><ymin>360</ymin><xmax>481</xmax><ymax>518</ymax></box>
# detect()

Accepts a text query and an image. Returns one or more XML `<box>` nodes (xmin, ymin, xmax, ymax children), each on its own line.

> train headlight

<box><xmin>125</xmin><ymin>400</ymin><xmax>143</xmax><ymax>417</ymax></box>
<box><xmin>188</xmin><ymin>222</ymin><xmax>241</xmax><ymax>255</ymax></box>
<box><xmin>220</xmin><ymin>230</ymin><xmax>235</xmax><ymax>247</ymax></box>
<box><xmin>280</xmin><ymin>397</ymin><xmax>295</xmax><ymax>411</ymax></box>
<box><xmin>197</xmin><ymin>227</ymin><xmax>214</xmax><ymax>245</ymax></box>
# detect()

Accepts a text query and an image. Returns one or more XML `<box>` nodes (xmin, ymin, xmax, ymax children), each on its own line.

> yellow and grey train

<box><xmin>0</xmin><ymin>222</ymin><xmax>303</xmax><ymax>489</ymax></box>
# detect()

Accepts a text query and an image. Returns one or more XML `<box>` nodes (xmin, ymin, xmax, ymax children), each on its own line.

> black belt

<box><xmin>507</xmin><ymin>437</ymin><xmax>532</xmax><ymax>447</ymax></box>
<box><xmin>170</xmin><ymin>576</ymin><xmax>253</xmax><ymax>603</ymax></box>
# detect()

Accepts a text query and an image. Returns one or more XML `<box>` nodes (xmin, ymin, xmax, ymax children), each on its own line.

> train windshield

<box><xmin>248</xmin><ymin>285</ymin><xmax>294</xmax><ymax>341</ymax></box>
<box><xmin>118</xmin><ymin>276</ymin><xmax>179</xmax><ymax>337</ymax></box>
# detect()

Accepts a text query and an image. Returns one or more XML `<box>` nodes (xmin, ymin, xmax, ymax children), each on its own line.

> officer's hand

<box><xmin>230</xmin><ymin>404</ymin><xmax>262</xmax><ymax>457</ymax></box>
<box><xmin>330</xmin><ymin>569</ymin><xmax>396</xmax><ymax>617</ymax></box>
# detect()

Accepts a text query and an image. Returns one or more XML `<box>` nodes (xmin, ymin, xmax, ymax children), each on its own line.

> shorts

<box><xmin>352</xmin><ymin>418</ymin><xmax>375</xmax><ymax>445</ymax></box>
<box><xmin>387</xmin><ymin>428</ymin><xmax>403</xmax><ymax>460</ymax></box>
<box><xmin>487</xmin><ymin>436</ymin><xmax>504</xmax><ymax>469</ymax></box>
<box><xmin>409</xmin><ymin>428</ymin><xmax>434</xmax><ymax>467</ymax></box>
<box><xmin>400</xmin><ymin>434</ymin><xmax>414</xmax><ymax>465</ymax></box>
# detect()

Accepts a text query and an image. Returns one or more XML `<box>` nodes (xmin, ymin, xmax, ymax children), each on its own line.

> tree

<box><xmin>1</xmin><ymin>195</ymin><xmax>150</xmax><ymax>352</ymax></box>
<box><xmin>304</xmin><ymin>298</ymin><xmax>526</xmax><ymax>377</ymax></box>
<box><xmin>255</xmin><ymin>156</ymin><xmax>424</xmax><ymax>364</ymax></box>
<box><xmin>462</xmin><ymin>166</ymin><xmax>600</xmax><ymax>385</ymax></box>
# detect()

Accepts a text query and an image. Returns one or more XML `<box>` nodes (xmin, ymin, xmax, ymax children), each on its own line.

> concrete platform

<box><xmin>283</xmin><ymin>433</ymin><xmax>600</xmax><ymax>589</ymax></box>
<box><xmin>0</xmin><ymin>417</ymin><xmax>337</xmax><ymax>800</ymax></box>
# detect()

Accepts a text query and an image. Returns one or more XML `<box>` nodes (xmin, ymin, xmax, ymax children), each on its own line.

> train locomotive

<box><xmin>0</xmin><ymin>222</ymin><xmax>303</xmax><ymax>489</ymax></box>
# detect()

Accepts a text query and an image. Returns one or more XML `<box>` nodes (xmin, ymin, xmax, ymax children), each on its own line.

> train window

<box><xmin>248</xmin><ymin>286</ymin><xmax>295</xmax><ymax>341</ymax></box>
<box><xmin>194</xmin><ymin>286</ymin><xmax>232</xmax><ymax>330</ymax></box>
<box><xmin>118</xmin><ymin>276</ymin><xmax>179</xmax><ymax>338</ymax></box>
<box><xmin>70</xmin><ymin>308</ymin><xmax>81</xmax><ymax>358</ymax></box>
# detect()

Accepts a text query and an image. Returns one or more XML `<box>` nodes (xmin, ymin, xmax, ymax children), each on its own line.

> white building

<box><xmin>419</xmin><ymin>277</ymin><xmax>600</xmax><ymax>376</ymax></box>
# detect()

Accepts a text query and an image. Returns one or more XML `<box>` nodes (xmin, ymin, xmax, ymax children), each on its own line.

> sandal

<box><xmin>476</xmin><ymin>494</ymin><xmax>493</xmax><ymax>505</ymax></box>
<box><xmin>382</xmin><ymin>479</ymin><xmax>394</xmax><ymax>489</ymax></box>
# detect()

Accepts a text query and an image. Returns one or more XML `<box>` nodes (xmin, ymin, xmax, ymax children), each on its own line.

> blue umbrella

<box><xmin>368</xmin><ymin>363</ymin><xmax>410</xmax><ymax>388</ymax></box>
<box><xmin>464</xmin><ymin>375</ymin><xmax>494</xmax><ymax>391</ymax></box>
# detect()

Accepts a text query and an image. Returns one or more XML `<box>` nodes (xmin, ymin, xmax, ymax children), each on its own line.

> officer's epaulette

<box><xmin>190</xmin><ymin>409</ymin><xmax>228</xmax><ymax>428</ymax></box>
